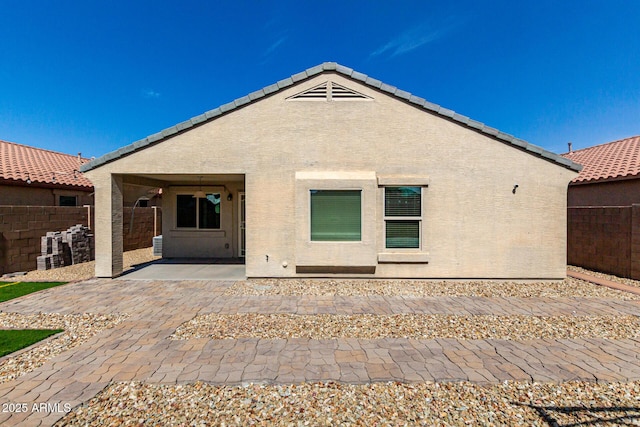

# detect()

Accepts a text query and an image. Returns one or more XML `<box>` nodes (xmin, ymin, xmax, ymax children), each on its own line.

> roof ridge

<box><xmin>563</xmin><ymin>135</ymin><xmax>640</xmax><ymax>155</ymax></box>
<box><xmin>80</xmin><ymin>62</ymin><xmax>581</xmax><ymax>173</ymax></box>
<box><xmin>560</xmin><ymin>135</ymin><xmax>640</xmax><ymax>183</ymax></box>
<box><xmin>0</xmin><ymin>139</ymin><xmax>91</xmax><ymax>162</ymax></box>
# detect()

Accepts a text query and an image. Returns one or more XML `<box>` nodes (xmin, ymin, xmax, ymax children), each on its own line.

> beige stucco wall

<box><xmin>84</xmin><ymin>73</ymin><xmax>577</xmax><ymax>279</ymax></box>
<box><xmin>163</xmin><ymin>182</ymin><xmax>243</xmax><ymax>258</ymax></box>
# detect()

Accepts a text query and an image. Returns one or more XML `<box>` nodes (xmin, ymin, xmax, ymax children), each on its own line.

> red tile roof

<box><xmin>561</xmin><ymin>136</ymin><xmax>640</xmax><ymax>184</ymax></box>
<box><xmin>0</xmin><ymin>140</ymin><xmax>93</xmax><ymax>189</ymax></box>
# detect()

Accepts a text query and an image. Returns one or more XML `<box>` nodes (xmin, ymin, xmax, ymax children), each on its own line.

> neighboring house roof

<box><xmin>560</xmin><ymin>135</ymin><xmax>640</xmax><ymax>184</ymax></box>
<box><xmin>80</xmin><ymin>62</ymin><xmax>581</xmax><ymax>173</ymax></box>
<box><xmin>0</xmin><ymin>139</ymin><xmax>93</xmax><ymax>189</ymax></box>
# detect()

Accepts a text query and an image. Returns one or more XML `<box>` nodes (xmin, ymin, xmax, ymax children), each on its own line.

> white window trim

<box><xmin>383</xmin><ymin>187</ymin><xmax>423</xmax><ymax>251</ymax></box>
<box><xmin>378</xmin><ymin>181</ymin><xmax>429</xmax><ymax>264</ymax></box>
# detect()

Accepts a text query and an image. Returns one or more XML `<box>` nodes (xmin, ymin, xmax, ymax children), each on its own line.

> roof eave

<box><xmin>570</xmin><ymin>173</ymin><xmax>640</xmax><ymax>186</ymax></box>
<box><xmin>0</xmin><ymin>177</ymin><xmax>93</xmax><ymax>191</ymax></box>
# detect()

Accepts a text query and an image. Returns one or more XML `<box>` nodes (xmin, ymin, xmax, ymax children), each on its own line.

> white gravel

<box><xmin>227</xmin><ymin>276</ymin><xmax>640</xmax><ymax>299</ymax></box>
<box><xmin>171</xmin><ymin>313</ymin><xmax>640</xmax><ymax>340</ymax></box>
<box><xmin>59</xmin><ymin>380</ymin><xmax>640</xmax><ymax>426</ymax></box>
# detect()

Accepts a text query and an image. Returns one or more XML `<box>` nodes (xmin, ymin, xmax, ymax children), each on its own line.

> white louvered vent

<box><xmin>287</xmin><ymin>81</ymin><xmax>372</xmax><ymax>101</ymax></box>
<box><xmin>290</xmin><ymin>82</ymin><xmax>328</xmax><ymax>100</ymax></box>
<box><xmin>330</xmin><ymin>82</ymin><xmax>370</xmax><ymax>100</ymax></box>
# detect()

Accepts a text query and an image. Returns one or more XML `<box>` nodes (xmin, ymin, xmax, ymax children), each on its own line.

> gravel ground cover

<box><xmin>172</xmin><ymin>313</ymin><xmax>640</xmax><ymax>340</ymax></box>
<box><xmin>569</xmin><ymin>265</ymin><xmax>640</xmax><ymax>290</ymax></box>
<box><xmin>7</xmin><ymin>248</ymin><xmax>159</xmax><ymax>282</ymax></box>
<box><xmin>0</xmin><ymin>312</ymin><xmax>127</xmax><ymax>383</ymax></box>
<box><xmin>60</xmin><ymin>380</ymin><xmax>640</xmax><ymax>426</ymax></box>
<box><xmin>226</xmin><ymin>276</ymin><xmax>640</xmax><ymax>299</ymax></box>
<box><xmin>4</xmin><ymin>260</ymin><xmax>640</xmax><ymax>425</ymax></box>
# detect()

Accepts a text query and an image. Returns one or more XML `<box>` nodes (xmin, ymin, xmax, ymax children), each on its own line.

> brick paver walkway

<box><xmin>0</xmin><ymin>278</ymin><xmax>638</xmax><ymax>426</ymax></box>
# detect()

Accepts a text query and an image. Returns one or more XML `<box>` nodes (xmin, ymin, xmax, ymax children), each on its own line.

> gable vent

<box><xmin>330</xmin><ymin>82</ymin><xmax>370</xmax><ymax>100</ymax></box>
<box><xmin>288</xmin><ymin>81</ymin><xmax>372</xmax><ymax>101</ymax></box>
<box><xmin>290</xmin><ymin>82</ymin><xmax>328</xmax><ymax>100</ymax></box>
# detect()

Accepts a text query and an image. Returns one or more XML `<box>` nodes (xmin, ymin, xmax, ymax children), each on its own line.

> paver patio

<box><xmin>0</xmin><ymin>278</ymin><xmax>638</xmax><ymax>426</ymax></box>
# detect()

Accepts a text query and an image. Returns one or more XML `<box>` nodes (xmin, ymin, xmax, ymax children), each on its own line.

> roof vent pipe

<box><xmin>568</xmin><ymin>142</ymin><xmax>573</xmax><ymax>152</ymax></box>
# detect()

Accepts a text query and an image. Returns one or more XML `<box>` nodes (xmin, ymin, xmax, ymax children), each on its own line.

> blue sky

<box><xmin>1</xmin><ymin>0</ymin><xmax>639</xmax><ymax>158</ymax></box>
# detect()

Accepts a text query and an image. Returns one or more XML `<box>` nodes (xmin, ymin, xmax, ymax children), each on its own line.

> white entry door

<box><xmin>238</xmin><ymin>192</ymin><xmax>245</xmax><ymax>257</ymax></box>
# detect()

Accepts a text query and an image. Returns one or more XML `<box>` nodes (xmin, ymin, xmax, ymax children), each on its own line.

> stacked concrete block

<box><xmin>37</xmin><ymin>225</ymin><xmax>94</xmax><ymax>270</ymax></box>
<box><xmin>37</xmin><ymin>232</ymin><xmax>64</xmax><ymax>270</ymax></box>
<box><xmin>64</xmin><ymin>225</ymin><xmax>94</xmax><ymax>264</ymax></box>
<box><xmin>36</xmin><ymin>255</ymin><xmax>51</xmax><ymax>270</ymax></box>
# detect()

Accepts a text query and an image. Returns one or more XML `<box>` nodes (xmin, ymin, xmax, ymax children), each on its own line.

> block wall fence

<box><xmin>567</xmin><ymin>205</ymin><xmax>640</xmax><ymax>280</ymax></box>
<box><xmin>0</xmin><ymin>206</ymin><xmax>162</xmax><ymax>276</ymax></box>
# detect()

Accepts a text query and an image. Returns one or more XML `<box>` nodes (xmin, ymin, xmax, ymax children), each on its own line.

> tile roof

<box><xmin>560</xmin><ymin>135</ymin><xmax>640</xmax><ymax>184</ymax></box>
<box><xmin>0</xmin><ymin>140</ymin><xmax>93</xmax><ymax>189</ymax></box>
<box><xmin>80</xmin><ymin>62</ymin><xmax>581</xmax><ymax>173</ymax></box>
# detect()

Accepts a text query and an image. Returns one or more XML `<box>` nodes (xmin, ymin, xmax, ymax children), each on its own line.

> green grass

<box><xmin>0</xmin><ymin>329</ymin><xmax>63</xmax><ymax>357</ymax></box>
<box><xmin>0</xmin><ymin>282</ymin><xmax>67</xmax><ymax>356</ymax></box>
<box><xmin>0</xmin><ymin>281</ymin><xmax>66</xmax><ymax>303</ymax></box>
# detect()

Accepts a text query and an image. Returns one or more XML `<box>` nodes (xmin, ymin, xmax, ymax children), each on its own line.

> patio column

<box><xmin>94</xmin><ymin>173</ymin><xmax>124</xmax><ymax>277</ymax></box>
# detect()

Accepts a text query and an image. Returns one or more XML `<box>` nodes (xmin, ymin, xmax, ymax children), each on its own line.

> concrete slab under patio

<box><xmin>120</xmin><ymin>258</ymin><xmax>246</xmax><ymax>280</ymax></box>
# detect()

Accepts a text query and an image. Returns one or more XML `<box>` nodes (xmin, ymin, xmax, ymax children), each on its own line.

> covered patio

<box><xmin>92</xmin><ymin>173</ymin><xmax>245</xmax><ymax>278</ymax></box>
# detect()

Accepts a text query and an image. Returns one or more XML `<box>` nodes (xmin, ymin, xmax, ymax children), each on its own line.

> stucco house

<box><xmin>81</xmin><ymin>62</ymin><xmax>580</xmax><ymax>279</ymax></box>
<box><xmin>561</xmin><ymin>136</ymin><xmax>640</xmax><ymax>206</ymax></box>
<box><xmin>0</xmin><ymin>139</ymin><xmax>93</xmax><ymax>206</ymax></box>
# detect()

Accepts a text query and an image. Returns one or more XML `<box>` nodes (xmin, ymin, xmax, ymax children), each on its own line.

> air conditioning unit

<box><xmin>152</xmin><ymin>235</ymin><xmax>163</xmax><ymax>257</ymax></box>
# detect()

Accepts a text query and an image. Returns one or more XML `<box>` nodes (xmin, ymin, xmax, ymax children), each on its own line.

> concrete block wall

<box><xmin>0</xmin><ymin>206</ymin><xmax>161</xmax><ymax>276</ymax></box>
<box><xmin>631</xmin><ymin>206</ymin><xmax>640</xmax><ymax>279</ymax></box>
<box><xmin>0</xmin><ymin>206</ymin><xmax>91</xmax><ymax>276</ymax></box>
<box><xmin>567</xmin><ymin>205</ymin><xmax>638</xmax><ymax>279</ymax></box>
<box><xmin>123</xmin><ymin>207</ymin><xmax>162</xmax><ymax>252</ymax></box>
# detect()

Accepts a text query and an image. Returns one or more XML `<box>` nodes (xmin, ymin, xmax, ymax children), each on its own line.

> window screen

<box><xmin>385</xmin><ymin>187</ymin><xmax>421</xmax><ymax>216</ymax></box>
<box><xmin>310</xmin><ymin>190</ymin><xmax>361</xmax><ymax>241</ymax></box>
<box><xmin>386</xmin><ymin>220</ymin><xmax>420</xmax><ymax>248</ymax></box>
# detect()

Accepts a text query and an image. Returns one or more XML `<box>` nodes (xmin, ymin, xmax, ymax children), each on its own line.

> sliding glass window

<box><xmin>176</xmin><ymin>194</ymin><xmax>221</xmax><ymax>229</ymax></box>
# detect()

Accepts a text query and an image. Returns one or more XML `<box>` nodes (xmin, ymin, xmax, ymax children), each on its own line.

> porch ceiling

<box><xmin>132</xmin><ymin>173</ymin><xmax>245</xmax><ymax>184</ymax></box>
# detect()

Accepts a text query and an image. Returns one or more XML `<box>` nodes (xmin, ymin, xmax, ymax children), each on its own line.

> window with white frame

<box><xmin>310</xmin><ymin>190</ymin><xmax>362</xmax><ymax>241</ymax></box>
<box><xmin>176</xmin><ymin>193</ymin><xmax>221</xmax><ymax>229</ymax></box>
<box><xmin>384</xmin><ymin>186</ymin><xmax>421</xmax><ymax>248</ymax></box>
